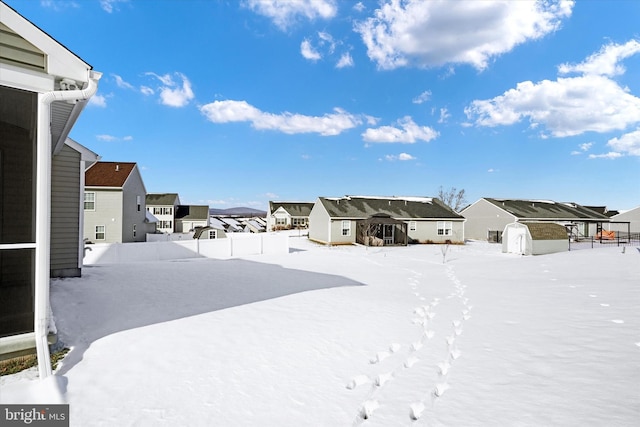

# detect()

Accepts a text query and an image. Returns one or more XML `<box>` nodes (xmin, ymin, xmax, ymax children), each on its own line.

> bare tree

<box><xmin>358</xmin><ymin>222</ymin><xmax>381</xmax><ymax>247</ymax></box>
<box><xmin>437</xmin><ymin>186</ymin><xmax>467</xmax><ymax>212</ymax></box>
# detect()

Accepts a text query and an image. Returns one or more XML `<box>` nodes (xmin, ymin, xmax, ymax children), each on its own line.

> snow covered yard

<box><xmin>2</xmin><ymin>238</ymin><xmax>639</xmax><ymax>426</ymax></box>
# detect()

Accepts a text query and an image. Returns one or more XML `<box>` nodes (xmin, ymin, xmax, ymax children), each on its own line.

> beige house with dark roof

<box><xmin>460</xmin><ymin>198</ymin><xmax>610</xmax><ymax>241</ymax></box>
<box><xmin>84</xmin><ymin>162</ymin><xmax>152</xmax><ymax>243</ymax></box>
<box><xmin>175</xmin><ymin>205</ymin><xmax>210</xmax><ymax>232</ymax></box>
<box><xmin>267</xmin><ymin>201</ymin><xmax>315</xmax><ymax>231</ymax></box>
<box><xmin>309</xmin><ymin>196</ymin><xmax>465</xmax><ymax>245</ymax></box>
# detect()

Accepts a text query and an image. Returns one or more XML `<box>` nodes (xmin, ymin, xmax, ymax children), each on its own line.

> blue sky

<box><xmin>9</xmin><ymin>0</ymin><xmax>640</xmax><ymax>210</ymax></box>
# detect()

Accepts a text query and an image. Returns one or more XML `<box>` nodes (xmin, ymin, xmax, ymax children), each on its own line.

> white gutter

<box><xmin>35</xmin><ymin>70</ymin><xmax>101</xmax><ymax>379</ymax></box>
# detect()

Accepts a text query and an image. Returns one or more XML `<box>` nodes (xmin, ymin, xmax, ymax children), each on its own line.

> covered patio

<box><xmin>356</xmin><ymin>213</ymin><xmax>408</xmax><ymax>246</ymax></box>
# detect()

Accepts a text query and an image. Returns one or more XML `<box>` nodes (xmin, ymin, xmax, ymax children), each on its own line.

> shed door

<box><xmin>507</xmin><ymin>227</ymin><xmax>526</xmax><ymax>255</ymax></box>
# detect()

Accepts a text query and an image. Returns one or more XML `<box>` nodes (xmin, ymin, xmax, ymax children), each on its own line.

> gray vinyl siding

<box><xmin>329</xmin><ymin>219</ymin><xmax>356</xmax><ymax>244</ymax></box>
<box><xmin>51</xmin><ymin>144</ymin><xmax>81</xmax><ymax>277</ymax></box>
<box><xmin>460</xmin><ymin>199</ymin><xmax>516</xmax><ymax>241</ymax></box>
<box><xmin>121</xmin><ymin>167</ymin><xmax>147</xmax><ymax>242</ymax></box>
<box><xmin>84</xmin><ymin>189</ymin><xmax>123</xmax><ymax>244</ymax></box>
<box><xmin>407</xmin><ymin>220</ymin><xmax>465</xmax><ymax>244</ymax></box>
<box><xmin>0</xmin><ymin>22</ymin><xmax>46</xmax><ymax>71</ymax></box>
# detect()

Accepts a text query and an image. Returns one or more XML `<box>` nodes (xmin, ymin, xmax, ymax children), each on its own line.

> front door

<box><xmin>383</xmin><ymin>224</ymin><xmax>394</xmax><ymax>245</ymax></box>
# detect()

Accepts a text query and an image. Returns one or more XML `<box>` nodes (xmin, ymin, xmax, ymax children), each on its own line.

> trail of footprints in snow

<box><xmin>348</xmin><ymin>266</ymin><xmax>473</xmax><ymax>423</ymax></box>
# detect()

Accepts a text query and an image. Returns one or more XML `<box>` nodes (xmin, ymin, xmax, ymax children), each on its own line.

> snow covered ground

<box><xmin>2</xmin><ymin>236</ymin><xmax>639</xmax><ymax>426</ymax></box>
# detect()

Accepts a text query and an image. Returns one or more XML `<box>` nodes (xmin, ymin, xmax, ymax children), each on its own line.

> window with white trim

<box><xmin>341</xmin><ymin>220</ymin><xmax>351</xmax><ymax>236</ymax></box>
<box><xmin>275</xmin><ymin>217</ymin><xmax>287</xmax><ymax>225</ymax></box>
<box><xmin>437</xmin><ymin>221</ymin><xmax>453</xmax><ymax>236</ymax></box>
<box><xmin>208</xmin><ymin>230</ymin><xmax>217</xmax><ymax>239</ymax></box>
<box><xmin>409</xmin><ymin>221</ymin><xmax>417</xmax><ymax>231</ymax></box>
<box><xmin>95</xmin><ymin>225</ymin><xmax>105</xmax><ymax>240</ymax></box>
<box><xmin>84</xmin><ymin>192</ymin><xmax>95</xmax><ymax>210</ymax></box>
<box><xmin>136</xmin><ymin>195</ymin><xmax>141</xmax><ymax>212</ymax></box>
<box><xmin>158</xmin><ymin>220</ymin><xmax>172</xmax><ymax>230</ymax></box>
<box><xmin>133</xmin><ymin>224</ymin><xmax>137</xmax><ymax>238</ymax></box>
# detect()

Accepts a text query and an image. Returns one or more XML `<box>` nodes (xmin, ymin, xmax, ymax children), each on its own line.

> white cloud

<box><xmin>558</xmin><ymin>40</ymin><xmax>640</xmax><ymax>77</ymax></box>
<box><xmin>318</xmin><ymin>31</ymin><xmax>336</xmax><ymax>54</ymax></box>
<box><xmin>355</xmin><ymin>0</ymin><xmax>573</xmax><ymax>70</ymax></box>
<box><xmin>438</xmin><ymin>108</ymin><xmax>451</xmax><ymax>124</ymax></box>
<box><xmin>146</xmin><ymin>72</ymin><xmax>194</xmax><ymax>107</ymax></box>
<box><xmin>579</xmin><ymin>142</ymin><xmax>593</xmax><ymax>151</ymax></box>
<box><xmin>140</xmin><ymin>86</ymin><xmax>154</xmax><ymax>96</ymax></box>
<box><xmin>96</xmin><ymin>134</ymin><xmax>132</xmax><ymax>142</ymax></box>
<box><xmin>40</xmin><ymin>1</ymin><xmax>79</xmax><ymax>11</ymax></box>
<box><xmin>200</xmin><ymin>100</ymin><xmax>362</xmax><ymax>136</ymax></box>
<box><xmin>100</xmin><ymin>0</ymin><xmax>128</xmax><ymax>13</ymax></box>
<box><xmin>384</xmin><ymin>152</ymin><xmax>416</xmax><ymax>161</ymax></box>
<box><xmin>588</xmin><ymin>152</ymin><xmax>623</xmax><ymax>159</ymax></box>
<box><xmin>353</xmin><ymin>2</ymin><xmax>365</xmax><ymax>12</ymax></box>
<box><xmin>96</xmin><ymin>134</ymin><xmax>118</xmax><ymax>142</ymax></box>
<box><xmin>336</xmin><ymin>52</ymin><xmax>354</xmax><ymax>68</ymax></box>
<box><xmin>89</xmin><ymin>94</ymin><xmax>107</xmax><ymax>107</ymax></box>
<box><xmin>606</xmin><ymin>129</ymin><xmax>640</xmax><ymax>156</ymax></box>
<box><xmin>244</xmin><ymin>0</ymin><xmax>337</xmax><ymax>30</ymax></box>
<box><xmin>465</xmin><ymin>40</ymin><xmax>640</xmax><ymax>145</ymax></box>
<box><xmin>301</xmin><ymin>39</ymin><xmax>322</xmax><ymax>61</ymax></box>
<box><xmin>412</xmin><ymin>90</ymin><xmax>431</xmax><ymax>104</ymax></box>
<box><xmin>465</xmin><ymin>74</ymin><xmax>640</xmax><ymax>137</ymax></box>
<box><xmin>362</xmin><ymin>116</ymin><xmax>439</xmax><ymax>143</ymax></box>
<box><xmin>112</xmin><ymin>74</ymin><xmax>134</xmax><ymax>90</ymax></box>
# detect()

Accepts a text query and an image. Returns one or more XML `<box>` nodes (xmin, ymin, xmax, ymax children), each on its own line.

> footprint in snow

<box><xmin>346</xmin><ymin>375</ymin><xmax>370</xmax><ymax>390</ymax></box>
<box><xmin>359</xmin><ymin>400</ymin><xmax>379</xmax><ymax>420</ymax></box>
<box><xmin>404</xmin><ymin>356</ymin><xmax>419</xmax><ymax>368</ymax></box>
<box><xmin>437</xmin><ymin>361</ymin><xmax>451</xmax><ymax>376</ymax></box>
<box><xmin>433</xmin><ymin>382</ymin><xmax>450</xmax><ymax>398</ymax></box>
<box><xmin>375</xmin><ymin>372</ymin><xmax>393</xmax><ymax>387</ymax></box>
<box><xmin>370</xmin><ymin>351</ymin><xmax>390</xmax><ymax>364</ymax></box>
<box><xmin>409</xmin><ymin>402</ymin><xmax>425</xmax><ymax>420</ymax></box>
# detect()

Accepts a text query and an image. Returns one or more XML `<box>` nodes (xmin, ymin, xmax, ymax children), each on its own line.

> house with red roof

<box><xmin>84</xmin><ymin>161</ymin><xmax>155</xmax><ymax>243</ymax></box>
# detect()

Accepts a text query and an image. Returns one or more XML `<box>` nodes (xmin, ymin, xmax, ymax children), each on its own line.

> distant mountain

<box><xmin>209</xmin><ymin>207</ymin><xmax>267</xmax><ymax>217</ymax></box>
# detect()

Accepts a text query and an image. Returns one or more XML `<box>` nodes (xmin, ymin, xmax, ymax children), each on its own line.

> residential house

<box><xmin>460</xmin><ymin>198</ymin><xmax>610</xmax><ymax>241</ymax></box>
<box><xmin>608</xmin><ymin>206</ymin><xmax>640</xmax><ymax>235</ymax></box>
<box><xmin>51</xmin><ymin>138</ymin><xmax>99</xmax><ymax>278</ymax></box>
<box><xmin>146</xmin><ymin>193</ymin><xmax>181</xmax><ymax>233</ymax></box>
<box><xmin>175</xmin><ymin>205</ymin><xmax>210</xmax><ymax>232</ymax></box>
<box><xmin>84</xmin><ymin>162</ymin><xmax>152</xmax><ymax>244</ymax></box>
<box><xmin>0</xmin><ymin>0</ymin><xmax>101</xmax><ymax>375</ymax></box>
<box><xmin>308</xmin><ymin>196</ymin><xmax>465</xmax><ymax>246</ymax></box>
<box><xmin>267</xmin><ymin>201</ymin><xmax>315</xmax><ymax>231</ymax></box>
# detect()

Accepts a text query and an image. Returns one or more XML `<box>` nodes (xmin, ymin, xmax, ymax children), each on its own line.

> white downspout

<box><xmin>35</xmin><ymin>70</ymin><xmax>101</xmax><ymax>379</ymax></box>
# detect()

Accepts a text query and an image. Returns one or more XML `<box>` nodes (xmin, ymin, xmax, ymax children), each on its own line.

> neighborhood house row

<box><xmin>1</xmin><ymin>0</ymin><xmax>638</xmax><ymax>379</ymax></box>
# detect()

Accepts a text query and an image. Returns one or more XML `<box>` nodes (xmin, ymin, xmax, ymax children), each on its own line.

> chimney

<box><xmin>115</xmin><ymin>164</ymin><xmax>120</xmax><ymax>172</ymax></box>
